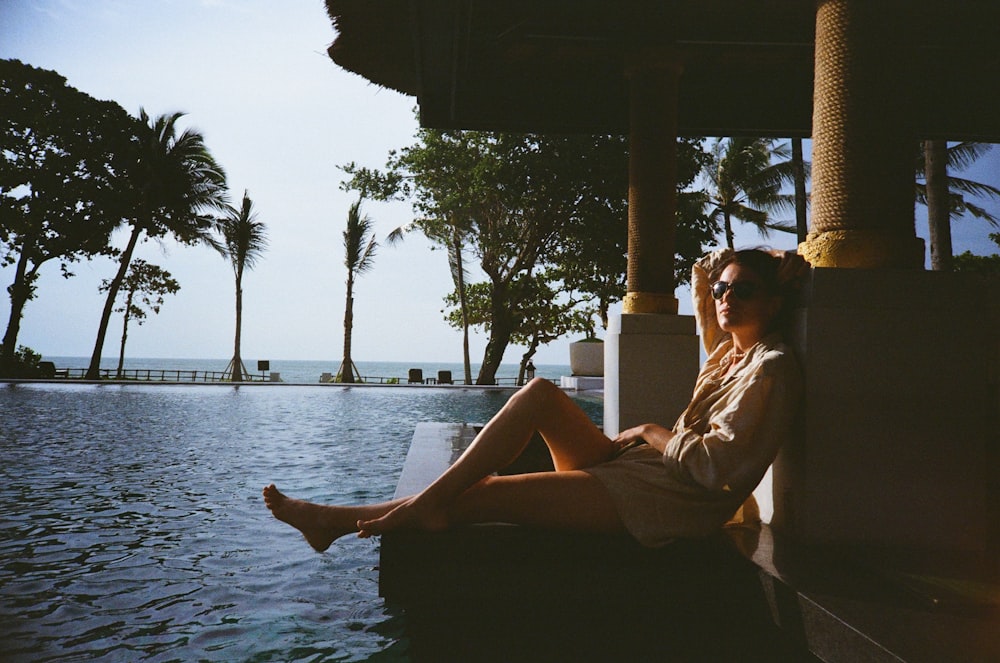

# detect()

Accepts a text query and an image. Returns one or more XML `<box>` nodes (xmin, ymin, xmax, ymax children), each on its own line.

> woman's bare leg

<box><xmin>266</xmin><ymin>379</ymin><xmax>617</xmax><ymax>548</ymax></box>
<box><xmin>431</xmin><ymin>471</ymin><xmax>624</xmax><ymax>534</ymax></box>
<box><xmin>262</xmin><ymin>484</ymin><xmax>406</xmax><ymax>552</ymax></box>
<box><xmin>357</xmin><ymin>379</ymin><xmax>614</xmax><ymax>536</ymax></box>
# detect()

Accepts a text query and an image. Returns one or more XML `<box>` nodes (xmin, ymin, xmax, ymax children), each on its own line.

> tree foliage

<box><xmin>338</xmin><ymin>199</ymin><xmax>377</xmax><ymax>383</ymax></box>
<box><xmin>953</xmin><ymin>232</ymin><xmax>1000</xmax><ymax>274</ymax></box>
<box><xmin>100</xmin><ymin>259</ymin><xmax>180</xmax><ymax>377</ymax></box>
<box><xmin>0</xmin><ymin>59</ymin><xmax>135</xmax><ymax>361</ymax></box>
<box><xmin>217</xmin><ymin>190</ymin><xmax>267</xmax><ymax>382</ymax></box>
<box><xmin>343</xmin><ymin>129</ymin><xmax>714</xmax><ymax>384</ymax></box>
<box><xmin>86</xmin><ymin>109</ymin><xmax>228</xmax><ymax>379</ymax></box>
<box><xmin>917</xmin><ymin>141</ymin><xmax>999</xmax><ymax>270</ymax></box>
<box><xmin>705</xmin><ymin>137</ymin><xmax>799</xmax><ymax>249</ymax></box>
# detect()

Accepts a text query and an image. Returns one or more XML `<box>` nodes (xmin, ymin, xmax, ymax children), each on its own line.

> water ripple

<box><xmin>0</xmin><ymin>383</ymin><xmax>600</xmax><ymax>661</ymax></box>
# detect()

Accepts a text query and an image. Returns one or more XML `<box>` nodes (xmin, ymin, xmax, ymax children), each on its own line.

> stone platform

<box><xmin>379</xmin><ymin>423</ymin><xmax>998</xmax><ymax>662</ymax></box>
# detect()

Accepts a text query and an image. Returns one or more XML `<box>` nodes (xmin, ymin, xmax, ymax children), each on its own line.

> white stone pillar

<box><xmin>603</xmin><ymin>313</ymin><xmax>699</xmax><ymax>437</ymax></box>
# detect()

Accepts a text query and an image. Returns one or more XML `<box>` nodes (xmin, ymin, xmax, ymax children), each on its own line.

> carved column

<box><xmin>623</xmin><ymin>54</ymin><xmax>682</xmax><ymax>313</ymax></box>
<box><xmin>799</xmin><ymin>0</ymin><xmax>924</xmax><ymax>267</ymax></box>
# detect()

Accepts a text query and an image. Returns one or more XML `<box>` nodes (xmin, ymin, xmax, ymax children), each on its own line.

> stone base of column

<box><xmin>603</xmin><ymin>313</ymin><xmax>699</xmax><ymax>438</ymax></box>
<box><xmin>772</xmin><ymin>267</ymin><xmax>999</xmax><ymax>554</ymax></box>
<box><xmin>798</xmin><ymin>229</ymin><xmax>925</xmax><ymax>269</ymax></box>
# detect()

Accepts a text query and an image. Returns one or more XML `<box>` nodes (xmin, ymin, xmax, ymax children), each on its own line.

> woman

<box><xmin>264</xmin><ymin>248</ymin><xmax>808</xmax><ymax>550</ymax></box>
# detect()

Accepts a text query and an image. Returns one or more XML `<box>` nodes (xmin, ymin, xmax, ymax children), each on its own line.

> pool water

<box><xmin>0</xmin><ymin>383</ymin><xmax>601</xmax><ymax>661</ymax></box>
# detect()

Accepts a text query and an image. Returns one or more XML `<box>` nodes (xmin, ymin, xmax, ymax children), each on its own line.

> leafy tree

<box><xmin>0</xmin><ymin>343</ymin><xmax>43</xmax><ymax>378</ymax></box>
<box><xmin>338</xmin><ymin>199</ymin><xmax>377</xmax><ymax>383</ymax></box>
<box><xmin>445</xmin><ymin>272</ymin><xmax>595</xmax><ymax>385</ymax></box>
<box><xmin>705</xmin><ymin>137</ymin><xmax>799</xmax><ymax>249</ymax></box>
<box><xmin>917</xmin><ymin>141</ymin><xmax>999</xmax><ymax>270</ymax></box>
<box><xmin>0</xmin><ymin>59</ymin><xmax>134</xmax><ymax>365</ymax></box>
<box><xmin>386</xmin><ymin>219</ymin><xmax>475</xmax><ymax>383</ymax></box>
<box><xmin>99</xmin><ymin>259</ymin><xmax>180</xmax><ymax>378</ymax></box>
<box><xmin>953</xmin><ymin>232</ymin><xmax>1000</xmax><ymax>274</ymax></box>
<box><xmin>86</xmin><ymin>109</ymin><xmax>228</xmax><ymax>379</ymax></box>
<box><xmin>217</xmin><ymin>190</ymin><xmax>268</xmax><ymax>382</ymax></box>
<box><xmin>344</xmin><ymin>130</ymin><xmax>714</xmax><ymax>385</ymax></box>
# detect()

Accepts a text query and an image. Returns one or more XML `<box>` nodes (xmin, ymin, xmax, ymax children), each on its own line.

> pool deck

<box><xmin>380</xmin><ymin>423</ymin><xmax>998</xmax><ymax>662</ymax></box>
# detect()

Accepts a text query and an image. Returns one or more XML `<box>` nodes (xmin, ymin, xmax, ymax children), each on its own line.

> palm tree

<box><xmin>217</xmin><ymin>190</ymin><xmax>268</xmax><ymax>382</ymax></box>
<box><xmin>917</xmin><ymin>141</ymin><xmax>999</xmax><ymax>270</ymax></box>
<box><xmin>791</xmin><ymin>138</ymin><xmax>810</xmax><ymax>243</ymax></box>
<box><xmin>388</xmin><ymin>218</ymin><xmax>473</xmax><ymax>384</ymax></box>
<box><xmin>86</xmin><ymin>109</ymin><xmax>227</xmax><ymax>379</ymax></box>
<box><xmin>338</xmin><ymin>200</ymin><xmax>377</xmax><ymax>383</ymax></box>
<box><xmin>705</xmin><ymin>137</ymin><xmax>798</xmax><ymax>248</ymax></box>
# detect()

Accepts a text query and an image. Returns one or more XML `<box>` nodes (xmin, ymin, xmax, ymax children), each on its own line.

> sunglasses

<box><xmin>711</xmin><ymin>280</ymin><xmax>762</xmax><ymax>301</ymax></box>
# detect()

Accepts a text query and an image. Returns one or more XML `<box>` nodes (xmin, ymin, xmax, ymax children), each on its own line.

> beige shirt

<box><xmin>586</xmin><ymin>249</ymin><xmax>802</xmax><ymax>545</ymax></box>
<box><xmin>665</xmin><ymin>248</ymin><xmax>802</xmax><ymax>499</ymax></box>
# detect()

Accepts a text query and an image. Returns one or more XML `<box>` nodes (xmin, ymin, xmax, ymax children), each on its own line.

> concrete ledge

<box><xmin>382</xmin><ymin>423</ymin><xmax>998</xmax><ymax>662</ymax></box>
<box><xmin>380</xmin><ymin>423</ymin><xmax>807</xmax><ymax>661</ymax></box>
<box><xmin>731</xmin><ymin>525</ymin><xmax>999</xmax><ymax>663</ymax></box>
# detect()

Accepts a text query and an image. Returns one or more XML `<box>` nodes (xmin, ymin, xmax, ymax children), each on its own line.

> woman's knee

<box><xmin>509</xmin><ymin>377</ymin><xmax>560</xmax><ymax>411</ymax></box>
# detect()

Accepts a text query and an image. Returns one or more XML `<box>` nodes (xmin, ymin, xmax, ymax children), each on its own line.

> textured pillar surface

<box><xmin>623</xmin><ymin>55</ymin><xmax>681</xmax><ymax>314</ymax></box>
<box><xmin>800</xmin><ymin>0</ymin><xmax>924</xmax><ymax>268</ymax></box>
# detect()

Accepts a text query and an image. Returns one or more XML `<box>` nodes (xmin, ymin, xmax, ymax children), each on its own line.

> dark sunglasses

<box><xmin>711</xmin><ymin>280</ymin><xmax>761</xmax><ymax>301</ymax></box>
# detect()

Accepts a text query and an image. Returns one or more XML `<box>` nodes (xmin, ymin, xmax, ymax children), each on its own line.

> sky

<box><xmin>2</xmin><ymin>0</ymin><xmax>998</xmax><ymax>367</ymax></box>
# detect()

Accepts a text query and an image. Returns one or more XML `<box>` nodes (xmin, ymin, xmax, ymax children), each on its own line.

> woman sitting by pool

<box><xmin>264</xmin><ymin>248</ymin><xmax>808</xmax><ymax>550</ymax></box>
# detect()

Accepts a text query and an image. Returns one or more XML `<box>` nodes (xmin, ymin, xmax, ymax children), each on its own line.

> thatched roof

<box><xmin>325</xmin><ymin>0</ymin><xmax>1000</xmax><ymax>139</ymax></box>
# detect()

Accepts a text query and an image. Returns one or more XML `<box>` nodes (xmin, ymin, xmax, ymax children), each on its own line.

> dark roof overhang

<box><xmin>326</xmin><ymin>0</ymin><xmax>1000</xmax><ymax>140</ymax></box>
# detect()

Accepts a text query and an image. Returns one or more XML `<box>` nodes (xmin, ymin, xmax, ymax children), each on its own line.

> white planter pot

<box><xmin>569</xmin><ymin>341</ymin><xmax>604</xmax><ymax>377</ymax></box>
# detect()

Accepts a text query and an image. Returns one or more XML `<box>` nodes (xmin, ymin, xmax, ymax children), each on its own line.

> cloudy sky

<box><xmin>2</xmin><ymin>1</ymin><xmax>998</xmax><ymax>368</ymax></box>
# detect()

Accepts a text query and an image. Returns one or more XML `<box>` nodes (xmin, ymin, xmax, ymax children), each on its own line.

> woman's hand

<box><xmin>612</xmin><ymin>423</ymin><xmax>674</xmax><ymax>454</ymax></box>
<box><xmin>772</xmin><ymin>250</ymin><xmax>810</xmax><ymax>285</ymax></box>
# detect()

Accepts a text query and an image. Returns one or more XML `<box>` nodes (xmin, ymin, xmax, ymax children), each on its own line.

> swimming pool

<box><xmin>0</xmin><ymin>383</ymin><xmax>602</xmax><ymax>661</ymax></box>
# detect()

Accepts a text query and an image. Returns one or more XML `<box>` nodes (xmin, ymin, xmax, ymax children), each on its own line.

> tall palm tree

<box><xmin>338</xmin><ymin>200</ymin><xmax>377</xmax><ymax>383</ymax></box>
<box><xmin>86</xmin><ymin>109</ymin><xmax>227</xmax><ymax>379</ymax></box>
<box><xmin>388</xmin><ymin>218</ymin><xmax>473</xmax><ymax>384</ymax></box>
<box><xmin>917</xmin><ymin>140</ymin><xmax>999</xmax><ymax>270</ymax></box>
<box><xmin>218</xmin><ymin>190</ymin><xmax>268</xmax><ymax>382</ymax></box>
<box><xmin>705</xmin><ymin>137</ymin><xmax>798</xmax><ymax>248</ymax></box>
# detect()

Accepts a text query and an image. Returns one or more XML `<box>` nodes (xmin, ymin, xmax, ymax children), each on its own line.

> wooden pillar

<box><xmin>623</xmin><ymin>54</ymin><xmax>682</xmax><ymax>313</ymax></box>
<box><xmin>799</xmin><ymin>0</ymin><xmax>924</xmax><ymax>268</ymax></box>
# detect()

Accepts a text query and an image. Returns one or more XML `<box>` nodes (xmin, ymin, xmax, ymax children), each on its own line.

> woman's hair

<box><xmin>712</xmin><ymin>247</ymin><xmax>798</xmax><ymax>334</ymax></box>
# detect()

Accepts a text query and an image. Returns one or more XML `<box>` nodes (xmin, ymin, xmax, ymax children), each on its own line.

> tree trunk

<box><xmin>452</xmin><ymin>234</ymin><xmax>472</xmax><ymax>385</ymax></box>
<box><xmin>116</xmin><ymin>289</ymin><xmax>134</xmax><ymax>378</ymax></box>
<box><xmin>340</xmin><ymin>273</ymin><xmax>355</xmax><ymax>383</ymax></box>
<box><xmin>518</xmin><ymin>339</ymin><xmax>539</xmax><ymax>386</ymax></box>
<box><xmin>476</xmin><ymin>283</ymin><xmax>515</xmax><ymax>385</ymax></box>
<box><xmin>723</xmin><ymin>211</ymin><xmax>735</xmax><ymax>249</ymax></box>
<box><xmin>230</xmin><ymin>268</ymin><xmax>244</xmax><ymax>382</ymax></box>
<box><xmin>925</xmin><ymin>139</ymin><xmax>952</xmax><ymax>271</ymax></box>
<box><xmin>87</xmin><ymin>225</ymin><xmax>143</xmax><ymax>379</ymax></box>
<box><xmin>793</xmin><ymin>138</ymin><xmax>808</xmax><ymax>243</ymax></box>
<box><xmin>1</xmin><ymin>250</ymin><xmax>36</xmax><ymax>362</ymax></box>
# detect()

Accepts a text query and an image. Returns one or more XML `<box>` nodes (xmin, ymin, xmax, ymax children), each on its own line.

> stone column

<box><xmin>799</xmin><ymin>0</ymin><xmax>924</xmax><ymax>267</ymax></box>
<box><xmin>773</xmin><ymin>1</ymin><xmax>996</xmax><ymax>554</ymax></box>
<box><xmin>605</xmin><ymin>53</ymin><xmax>699</xmax><ymax>436</ymax></box>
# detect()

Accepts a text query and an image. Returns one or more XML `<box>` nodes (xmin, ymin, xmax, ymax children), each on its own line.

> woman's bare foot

<box><xmin>262</xmin><ymin>484</ymin><xmax>358</xmax><ymax>552</ymax></box>
<box><xmin>357</xmin><ymin>495</ymin><xmax>449</xmax><ymax>538</ymax></box>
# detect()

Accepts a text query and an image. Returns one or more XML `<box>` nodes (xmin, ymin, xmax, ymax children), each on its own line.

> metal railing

<box><xmin>53</xmin><ymin>368</ymin><xmax>270</xmax><ymax>382</ymax></box>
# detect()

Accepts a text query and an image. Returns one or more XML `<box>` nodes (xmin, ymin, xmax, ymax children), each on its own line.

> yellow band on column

<box><xmin>798</xmin><ymin>230</ymin><xmax>925</xmax><ymax>269</ymax></box>
<box><xmin>622</xmin><ymin>291</ymin><xmax>678</xmax><ymax>315</ymax></box>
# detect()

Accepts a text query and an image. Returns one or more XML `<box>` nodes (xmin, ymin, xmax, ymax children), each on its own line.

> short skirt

<box><xmin>582</xmin><ymin>445</ymin><xmax>743</xmax><ymax>547</ymax></box>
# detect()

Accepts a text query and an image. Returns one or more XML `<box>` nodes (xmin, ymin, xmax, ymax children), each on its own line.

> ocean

<box><xmin>0</xmin><ymin>375</ymin><xmax>603</xmax><ymax>661</ymax></box>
